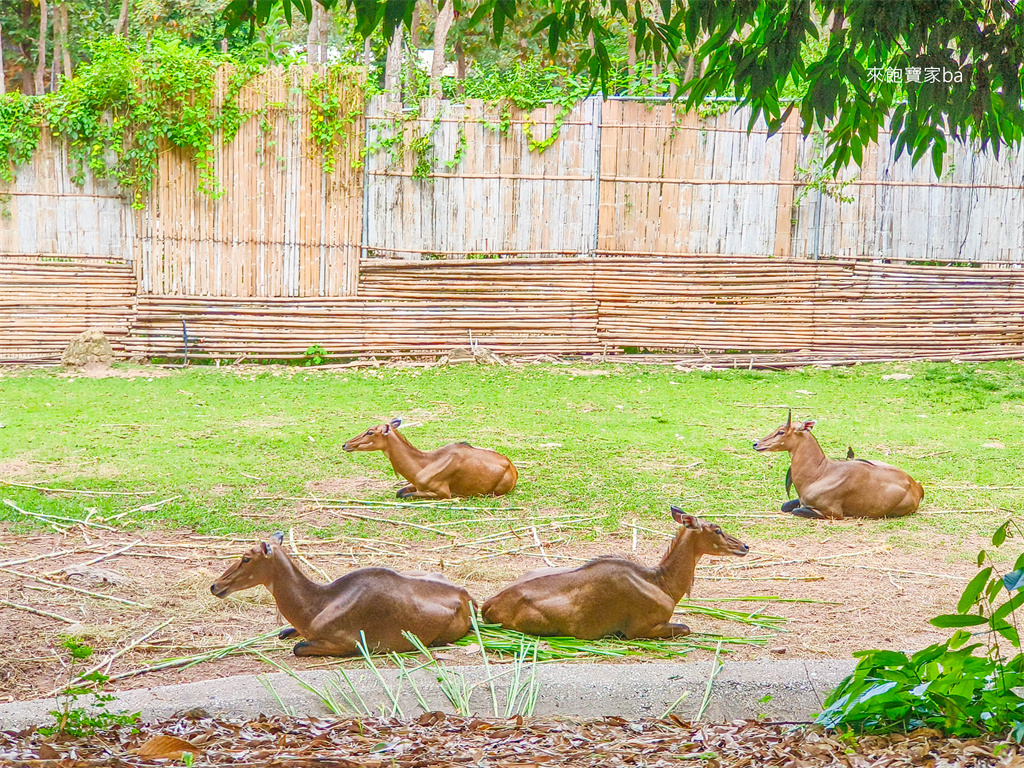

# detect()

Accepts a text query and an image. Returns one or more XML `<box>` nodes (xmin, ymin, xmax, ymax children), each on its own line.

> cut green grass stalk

<box><xmin>258</xmin><ymin>673</ymin><xmax>295</xmax><ymax>716</ymax></box>
<box><xmin>356</xmin><ymin>631</ymin><xmax>404</xmax><ymax>718</ymax></box>
<box><xmin>675</xmin><ymin>602</ymin><xmax>788</xmax><ymax>631</ymax></box>
<box><xmin>696</xmin><ymin>640</ymin><xmax>724</xmax><ymax>722</ymax></box>
<box><xmin>685</xmin><ymin>596</ymin><xmax>840</xmax><ymax>605</ymax></box>
<box><xmin>255</xmin><ymin>650</ymin><xmax>369</xmax><ymax>716</ymax></box>
<box><xmin>107</xmin><ymin>629</ymin><xmax>281</xmax><ymax>683</ymax></box>
<box><xmin>403</xmin><ymin>631</ymin><xmax>474</xmax><ymax>716</ymax></box>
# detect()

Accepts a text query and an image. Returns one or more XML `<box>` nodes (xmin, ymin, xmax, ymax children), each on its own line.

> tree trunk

<box><xmin>306</xmin><ymin>2</ymin><xmax>322</xmax><ymax>64</ymax></box>
<box><xmin>363</xmin><ymin>36</ymin><xmax>372</xmax><ymax>69</ymax></box>
<box><xmin>405</xmin><ymin>3</ymin><xmax>420</xmax><ymax>96</ymax></box>
<box><xmin>0</xmin><ymin>20</ymin><xmax>6</xmax><ymax>95</ymax></box>
<box><xmin>384</xmin><ymin>24</ymin><xmax>402</xmax><ymax>97</ymax></box>
<box><xmin>50</xmin><ymin>32</ymin><xmax>60</xmax><ymax>91</ymax></box>
<box><xmin>455</xmin><ymin>41</ymin><xmax>465</xmax><ymax>96</ymax></box>
<box><xmin>113</xmin><ymin>0</ymin><xmax>132</xmax><ymax>37</ymax></box>
<box><xmin>409</xmin><ymin>3</ymin><xmax>420</xmax><ymax>48</ymax></box>
<box><xmin>626</xmin><ymin>32</ymin><xmax>636</xmax><ymax>84</ymax></box>
<box><xmin>60</xmin><ymin>3</ymin><xmax>72</xmax><ymax>78</ymax></box>
<box><xmin>34</xmin><ymin>0</ymin><xmax>48</xmax><ymax>95</ymax></box>
<box><xmin>429</xmin><ymin>0</ymin><xmax>453</xmax><ymax>97</ymax></box>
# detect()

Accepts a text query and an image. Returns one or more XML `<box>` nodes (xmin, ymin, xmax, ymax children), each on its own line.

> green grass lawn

<box><xmin>0</xmin><ymin>360</ymin><xmax>1021</xmax><ymax>544</ymax></box>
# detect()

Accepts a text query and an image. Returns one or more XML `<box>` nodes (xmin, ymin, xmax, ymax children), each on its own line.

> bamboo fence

<box><xmin>364</xmin><ymin>97</ymin><xmax>600</xmax><ymax>259</ymax></box>
<box><xmin>0</xmin><ymin>255</ymin><xmax>136</xmax><ymax>361</ymax></box>
<box><xmin>0</xmin><ymin>132</ymin><xmax>133</xmax><ymax>258</ymax></box>
<box><xmin>2</xmin><ymin>79</ymin><xmax>1024</xmax><ymax>362</ymax></box>
<box><xmin>134</xmin><ymin>67</ymin><xmax>365</xmax><ymax>298</ymax></box>
<box><xmin>119</xmin><ymin>256</ymin><xmax>1024</xmax><ymax>360</ymax></box>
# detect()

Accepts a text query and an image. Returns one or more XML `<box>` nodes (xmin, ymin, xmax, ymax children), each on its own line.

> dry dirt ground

<box><xmin>0</xmin><ymin>490</ymin><xmax>986</xmax><ymax>706</ymax></box>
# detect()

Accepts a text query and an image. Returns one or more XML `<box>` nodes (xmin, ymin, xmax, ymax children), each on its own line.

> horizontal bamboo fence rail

<box><xmin>128</xmin><ymin>296</ymin><xmax>601</xmax><ymax>358</ymax></box>
<box><xmin>0</xmin><ymin>256</ymin><xmax>136</xmax><ymax>362</ymax></box>
<box><xmin>113</xmin><ymin>256</ymin><xmax>1024</xmax><ymax>361</ymax></box>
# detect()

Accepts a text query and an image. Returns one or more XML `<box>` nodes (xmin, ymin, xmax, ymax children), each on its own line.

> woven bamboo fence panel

<box><xmin>597</xmin><ymin>102</ymin><xmax>788</xmax><ymax>258</ymax></box>
<box><xmin>0</xmin><ymin>132</ymin><xmax>134</xmax><ymax>259</ymax></box>
<box><xmin>0</xmin><ymin>256</ymin><xmax>136</xmax><ymax>361</ymax></box>
<box><xmin>596</xmin><ymin>103</ymin><xmax>1024</xmax><ymax>262</ymax></box>
<box><xmin>135</xmin><ymin>66</ymin><xmax>365</xmax><ymax>297</ymax></box>
<box><xmin>364</xmin><ymin>96</ymin><xmax>600</xmax><ymax>259</ymax></box>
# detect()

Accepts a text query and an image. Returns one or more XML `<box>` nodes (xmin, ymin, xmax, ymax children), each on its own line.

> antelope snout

<box><xmin>342</xmin><ymin>441</ymin><xmax>355</xmax><ymax>452</ymax></box>
<box><xmin>210</xmin><ymin>583</ymin><xmax>226</xmax><ymax>598</ymax></box>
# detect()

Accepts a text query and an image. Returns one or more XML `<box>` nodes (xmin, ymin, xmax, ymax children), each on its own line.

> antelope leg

<box><xmin>292</xmin><ymin>638</ymin><xmax>358</xmax><ymax>657</ymax></box>
<box><xmin>627</xmin><ymin>622</ymin><xmax>692</xmax><ymax>639</ymax></box>
<box><xmin>791</xmin><ymin>506</ymin><xmax>826</xmax><ymax>519</ymax></box>
<box><xmin>396</xmin><ymin>488</ymin><xmax>444</xmax><ymax>499</ymax></box>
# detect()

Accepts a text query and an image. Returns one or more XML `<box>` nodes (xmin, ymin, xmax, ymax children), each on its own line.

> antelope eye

<box><xmin>776</xmin><ymin>430</ymin><xmax>784</xmax><ymax>435</ymax></box>
<box><xmin>366</xmin><ymin>430</ymin><xmax>373</xmax><ymax>436</ymax></box>
<box><xmin>242</xmin><ymin>557</ymin><xmax>251</xmax><ymax>563</ymax></box>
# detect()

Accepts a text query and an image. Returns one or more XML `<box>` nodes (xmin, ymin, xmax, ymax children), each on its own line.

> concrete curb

<box><xmin>0</xmin><ymin>660</ymin><xmax>855</xmax><ymax>729</ymax></box>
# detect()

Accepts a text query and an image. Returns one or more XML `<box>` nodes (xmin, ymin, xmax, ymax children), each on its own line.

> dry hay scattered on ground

<box><xmin>0</xmin><ymin>496</ymin><xmax>983</xmax><ymax>704</ymax></box>
<box><xmin>3</xmin><ymin>713</ymin><xmax>1021</xmax><ymax>767</ymax></box>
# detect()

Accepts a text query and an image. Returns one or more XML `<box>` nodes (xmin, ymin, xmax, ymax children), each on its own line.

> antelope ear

<box><xmin>261</xmin><ymin>542</ymin><xmax>271</xmax><ymax>555</ymax></box>
<box><xmin>800</xmin><ymin>420</ymin><xmax>817</xmax><ymax>431</ymax></box>
<box><xmin>390</xmin><ymin>418</ymin><xmax>402</xmax><ymax>428</ymax></box>
<box><xmin>382</xmin><ymin>422</ymin><xmax>391</xmax><ymax>435</ymax></box>
<box><xmin>270</xmin><ymin>531</ymin><xmax>284</xmax><ymax>545</ymax></box>
<box><xmin>670</xmin><ymin>506</ymin><xmax>701</xmax><ymax>529</ymax></box>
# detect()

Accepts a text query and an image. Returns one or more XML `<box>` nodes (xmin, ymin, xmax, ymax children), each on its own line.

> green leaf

<box><xmin>958</xmin><ymin>568</ymin><xmax>992</xmax><ymax>613</ymax></box>
<box><xmin>993</xmin><ymin>521</ymin><xmax>1010</xmax><ymax>547</ymax></box>
<box><xmin>993</xmin><ymin>592</ymin><xmax>1024</xmax><ymax>624</ymax></box>
<box><xmin>930</xmin><ymin>614</ymin><xmax>989</xmax><ymax>628</ymax></box>
<box><xmin>853</xmin><ymin>680</ymin><xmax>899</xmax><ymax>705</ymax></box>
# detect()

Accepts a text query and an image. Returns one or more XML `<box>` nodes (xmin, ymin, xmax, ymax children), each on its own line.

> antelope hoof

<box><xmin>292</xmin><ymin>640</ymin><xmax>325</xmax><ymax>657</ymax></box>
<box><xmin>781</xmin><ymin>499</ymin><xmax>801</xmax><ymax>513</ymax></box>
<box><xmin>279</xmin><ymin>627</ymin><xmax>298</xmax><ymax>640</ymax></box>
<box><xmin>792</xmin><ymin>506</ymin><xmax>825</xmax><ymax>519</ymax></box>
<box><xmin>396</xmin><ymin>485</ymin><xmax>415</xmax><ymax>499</ymax></box>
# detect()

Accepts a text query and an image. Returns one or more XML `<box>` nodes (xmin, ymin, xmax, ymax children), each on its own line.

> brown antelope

<box><xmin>481</xmin><ymin>507</ymin><xmax>748</xmax><ymax>640</ymax></box>
<box><xmin>210</xmin><ymin>533</ymin><xmax>474</xmax><ymax>656</ymax></box>
<box><xmin>342</xmin><ymin>418</ymin><xmax>518</xmax><ymax>499</ymax></box>
<box><xmin>755</xmin><ymin>410</ymin><xmax>923</xmax><ymax>520</ymax></box>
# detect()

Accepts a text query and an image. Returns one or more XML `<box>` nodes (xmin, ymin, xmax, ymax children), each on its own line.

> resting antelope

<box><xmin>211</xmin><ymin>533</ymin><xmax>474</xmax><ymax>656</ymax></box>
<box><xmin>755</xmin><ymin>410</ymin><xmax>923</xmax><ymax>520</ymax></box>
<box><xmin>342</xmin><ymin>418</ymin><xmax>518</xmax><ymax>499</ymax></box>
<box><xmin>481</xmin><ymin>507</ymin><xmax>748</xmax><ymax>640</ymax></box>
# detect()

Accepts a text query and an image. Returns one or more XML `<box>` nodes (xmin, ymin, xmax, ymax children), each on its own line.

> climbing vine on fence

<box><xmin>299</xmin><ymin>64</ymin><xmax>366</xmax><ymax>176</ymax></box>
<box><xmin>0</xmin><ymin>36</ymin><xmax>261</xmax><ymax>207</ymax></box>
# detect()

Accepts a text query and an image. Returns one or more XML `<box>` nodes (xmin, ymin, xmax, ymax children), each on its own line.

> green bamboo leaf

<box><xmin>930</xmin><ymin>614</ymin><xmax>989</xmax><ymax>628</ymax></box>
<box><xmin>958</xmin><ymin>567</ymin><xmax>992</xmax><ymax>613</ymax></box>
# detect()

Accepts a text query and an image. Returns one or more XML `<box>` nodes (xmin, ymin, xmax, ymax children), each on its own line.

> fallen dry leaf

<box><xmin>134</xmin><ymin>733</ymin><xmax>200</xmax><ymax>759</ymax></box>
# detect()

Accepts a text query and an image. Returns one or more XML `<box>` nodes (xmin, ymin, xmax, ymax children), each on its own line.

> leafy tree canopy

<box><xmin>223</xmin><ymin>0</ymin><xmax>1024</xmax><ymax>174</ymax></box>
